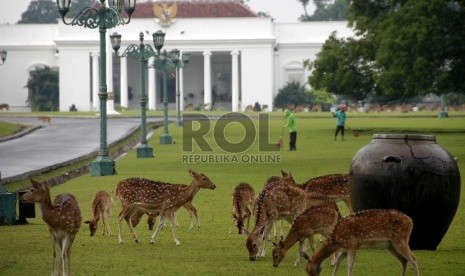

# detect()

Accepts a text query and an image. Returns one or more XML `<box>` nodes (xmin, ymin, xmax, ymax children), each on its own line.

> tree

<box><xmin>25</xmin><ymin>66</ymin><xmax>59</xmax><ymax>111</ymax></box>
<box><xmin>18</xmin><ymin>0</ymin><xmax>94</xmax><ymax>24</ymax></box>
<box><xmin>273</xmin><ymin>81</ymin><xmax>311</xmax><ymax>108</ymax></box>
<box><xmin>308</xmin><ymin>0</ymin><xmax>465</xmax><ymax>100</ymax></box>
<box><xmin>18</xmin><ymin>0</ymin><xmax>59</xmax><ymax>24</ymax></box>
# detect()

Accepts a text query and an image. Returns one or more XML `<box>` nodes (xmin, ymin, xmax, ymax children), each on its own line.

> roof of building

<box><xmin>131</xmin><ymin>1</ymin><xmax>258</xmax><ymax>19</ymax></box>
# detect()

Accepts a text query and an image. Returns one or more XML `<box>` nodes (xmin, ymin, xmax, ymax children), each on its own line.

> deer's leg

<box><xmin>151</xmin><ymin>214</ymin><xmax>166</xmax><ymax>244</ymax></box>
<box><xmin>260</xmin><ymin>222</ymin><xmax>272</xmax><ymax>257</ymax></box>
<box><xmin>331</xmin><ymin>250</ymin><xmax>347</xmax><ymax>276</ymax></box>
<box><xmin>167</xmin><ymin>213</ymin><xmax>181</xmax><ymax>246</ymax></box>
<box><xmin>294</xmin><ymin>238</ymin><xmax>306</xmax><ymax>266</ymax></box>
<box><xmin>103</xmin><ymin>209</ymin><xmax>111</xmax><ymax>235</ymax></box>
<box><xmin>190</xmin><ymin>205</ymin><xmax>200</xmax><ymax>230</ymax></box>
<box><xmin>389</xmin><ymin>243</ymin><xmax>419</xmax><ymax>276</ymax></box>
<box><xmin>61</xmin><ymin>236</ymin><xmax>71</xmax><ymax>276</ymax></box>
<box><xmin>51</xmin><ymin>233</ymin><xmax>59</xmax><ymax>276</ymax></box>
<box><xmin>346</xmin><ymin>249</ymin><xmax>357</xmax><ymax>276</ymax></box>
<box><xmin>127</xmin><ymin>210</ymin><xmax>139</xmax><ymax>243</ymax></box>
<box><xmin>229</xmin><ymin>217</ymin><xmax>236</xmax><ymax>234</ymax></box>
<box><xmin>279</xmin><ymin>220</ymin><xmax>284</xmax><ymax>240</ymax></box>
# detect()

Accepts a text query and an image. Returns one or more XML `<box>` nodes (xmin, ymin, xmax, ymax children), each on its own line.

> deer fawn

<box><xmin>306</xmin><ymin>209</ymin><xmax>420</xmax><ymax>276</ymax></box>
<box><xmin>117</xmin><ymin>169</ymin><xmax>216</xmax><ymax>245</ymax></box>
<box><xmin>84</xmin><ymin>191</ymin><xmax>113</xmax><ymax>236</ymax></box>
<box><xmin>20</xmin><ymin>179</ymin><xmax>81</xmax><ymax>276</ymax></box>
<box><xmin>246</xmin><ymin>171</ymin><xmax>335</xmax><ymax>261</ymax></box>
<box><xmin>301</xmin><ymin>173</ymin><xmax>352</xmax><ymax>212</ymax></box>
<box><xmin>272</xmin><ymin>202</ymin><xmax>342</xmax><ymax>267</ymax></box>
<box><xmin>230</xmin><ymin>182</ymin><xmax>255</xmax><ymax>234</ymax></box>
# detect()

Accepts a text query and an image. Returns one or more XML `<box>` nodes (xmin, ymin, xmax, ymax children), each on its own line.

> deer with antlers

<box><xmin>245</xmin><ymin>171</ymin><xmax>335</xmax><ymax>261</ymax></box>
<box><xmin>117</xmin><ymin>169</ymin><xmax>216</xmax><ymax>245</ymax></box>
<box><xmin>306</xmin><ymin>209</ymin><xmax>420</xmax><ymax>276</ymax></box>
<box><xmin>84</xmin><ymin>190</ymin><xmax>113</xmax><ymax>236</ymax></box>
<box><xmin>272</xmin><ymin>202</ymin><xmax>342</xmax><ymax>267</ymax></box>
<box><xmin>229</xmin><ymin>182</ymin><xmax>255</xmax><ymax>234</ymax></box>
<box><xmin>20</xmin><ymin>179</ymin><xmax>81</xmax><ymax>276</ymax></box>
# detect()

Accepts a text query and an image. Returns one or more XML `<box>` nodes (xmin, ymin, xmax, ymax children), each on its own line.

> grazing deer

<box><xmin>84</xmin><ymin>190</ymin><xmax>113</xmax><ymax>236</ymax></box>
<box><xmin>20</xmin><ymin>179</ymin><xmax>81</xmax><ymax>276</ymax></box>
<box><xmin>301</xmin><ymin>173</ymin><xmax>352</xmax><ymax>212</ymax></box>
<box><xmin>306</xmin><ymin>209</ymin><xmax>420</xmax><ymax>276</ymax></box>
<box><xmin>117</xmin><ymin>169</ymin><xmax>216</xmax><ymax>245</ymax></box>
<box><xmin>246</xmin><ymin>171</ymin><xmax>334</xmax><ymax>261</ymax></box>
<box><xmin>0</xmin><ymin>103</ymin><xmax>9</xmax><ymax>111</ymax></box>
<box><xmin>229</xmin><ymin>182</ymin><xmax>255</xmax><ymax>234</ymax></box>
<box><xmin>116</xmin><ymin>179</ymin><xmax>201</xmax><ymax>231</ymax></box>
<box><xmin>272</xmin><ymin>202</ymin><xmax>342</xmax><ymax>267</ymax></box>
<box><xmin>260</xmin><ymin>175</ymin><xmax>286</xmax><ymax>240</ymax></box>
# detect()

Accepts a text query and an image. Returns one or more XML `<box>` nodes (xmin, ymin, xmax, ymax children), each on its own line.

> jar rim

<box><xmin>372</xmin><ymin>134</ymin><xmax>436</xmax><ymax>141</ymax></box>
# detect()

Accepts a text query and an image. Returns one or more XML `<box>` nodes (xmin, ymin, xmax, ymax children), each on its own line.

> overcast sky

<box><xmin>0</xmin><ymin>0</ymin><xmax>313</xmax><ymax>25</ymax></box>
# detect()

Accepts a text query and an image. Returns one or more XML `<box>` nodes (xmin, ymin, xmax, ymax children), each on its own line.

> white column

<box><xmin>148</xmin><ymin>56</ymin><xmax>156</xmax><ymax>110</ymax></box>
<box><xmin>91</xmin><ymin>52</ymin><xmax>99</xmax><ymax>111</ymax></box>
<box><xmin>203</xmin><ymin>50</ymin><xmax>212</xmax><ymax>110</ymax></box>
<box><xmin>180</xmin><ymin>67</ymin><xmax>185</xmax><ymax>110</ymax></box>
<box><xmin>231</xmin><ymin>50</ymin><xmax>240</xmax><ymax>112</ymax></box>
<box><xmin>120</xmin><ymin>56</ymin><xmax>128</xmax><ymax>109</ymax></box>
<box><xmin>106</xmin><ymin>35</ymin><xmax>118</xmax><ymax>114</ymax></box>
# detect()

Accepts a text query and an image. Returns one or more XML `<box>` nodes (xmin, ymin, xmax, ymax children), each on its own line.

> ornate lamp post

<box><xmin>110</xmin><ymin>32</ymin><xmax>154</xmax><ymax>158</ymax></box>
<box><xmin>55</xmin><ymin>0</ymin><xmax>136</xmax><ymax>176</ymax></box>
<box><xmin>172</xmin><ymin>50</ymin><xmax>190</xmax><ymax>126</ymax></box>
<box><xmin>150</xmin><ymin>30</ymin><xmax>177</xmax><ymax>144</ymax></box>
<box><xmin>0</xmin><ymin>50</ymin><xmax>7</xmax><ymax>65</ymax></box>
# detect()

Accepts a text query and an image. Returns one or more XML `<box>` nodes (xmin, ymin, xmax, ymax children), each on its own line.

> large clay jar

<box><xmin>349</xmin><ymin>134</ymin><xmax>461</xmax><ymax>250</ymax></box>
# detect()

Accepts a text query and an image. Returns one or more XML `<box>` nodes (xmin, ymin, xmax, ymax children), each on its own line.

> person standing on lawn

<box><xmin>333</xmin><ymin>105</ymin><xmax>347</xmax><ymax>141</ymax></box>
<box><xmin>284</xmin><ymin>109</ymin><xmax>297</xmax><ymax>151</ymax></box>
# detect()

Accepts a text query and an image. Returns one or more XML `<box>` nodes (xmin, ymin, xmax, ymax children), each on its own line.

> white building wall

<box><xmin>241</xmin><ymin>47</ymin><xmax>274</xmax><ymax>111</ymax></box>
<box><xmin>0</xmin><ymin>19</ymin><xmax>354</xmax><ymax>112</ymax></box>
<box><xmin>0</xmin><ymin>25</ymin><xmax>57</xmax><ymax>111</ymax></box>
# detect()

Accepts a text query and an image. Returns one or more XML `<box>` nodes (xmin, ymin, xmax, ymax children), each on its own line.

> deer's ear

<box><xmin>188</xmin><ymin>169</ymin><xmax>197</xmax><ymax>177</ymax></box>
<box><xmin>280</xmin><ymin>170</ymin><xmax>287</xmax><ymax>176</ymax></box>
<box><xmin>242</xmin><ymin>226</ymin><xmax>250</xmax><ymax>235</ymax></box>
<box><xmin>30</xmin><ymin>178</ymin><xmax>41</xmax><ymax>188</ymax></box>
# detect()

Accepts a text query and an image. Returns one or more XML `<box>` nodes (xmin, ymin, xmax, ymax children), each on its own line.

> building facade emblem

<box><xmin>153</xmin><ymin>3</ymin><xmax>177</xmax><ymax>27</ymax></box>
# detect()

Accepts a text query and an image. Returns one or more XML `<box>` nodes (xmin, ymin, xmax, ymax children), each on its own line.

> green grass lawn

<box><xmin>0</xmin><ymin>114</ymin><xmax>464</xmax><ymax>275</ymax></box>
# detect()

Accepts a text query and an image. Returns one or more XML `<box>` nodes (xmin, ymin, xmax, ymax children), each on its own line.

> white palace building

<box><xmin>0</xmin><ymin>0</ymin><xmax>353</xmax><ymax>112</ymax></box>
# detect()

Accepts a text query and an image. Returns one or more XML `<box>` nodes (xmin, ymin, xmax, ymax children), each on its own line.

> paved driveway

<box><xmin>0</xmin><ymin>116</ymin><xmax>151</xmax><ymax>181</ymax></box>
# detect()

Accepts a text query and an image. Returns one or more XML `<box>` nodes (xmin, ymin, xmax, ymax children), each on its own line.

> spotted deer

<box><xmin>306</xmin><ymin>209</ymin><xmax>420</xmax><ymax>276</ymax></box>
<box><xmin>259</xmin><ymin>175</ymin><xmax>286</xmax><ymax>240</ymax></box>
<box><xmin>301</xmin><ymin>173</ymin><xmax>352</xmax><ymax>212</ymax></box>
<box><xmin>272</xmin><ymin>202</ymin><xmax>342</xmax><ymax>267</ymax></box>
<box><xmin>245</xmin><ymin>171</ymin><xmax>335</xmax><ymax>261</ymax></box>
<box><xmin>84</xmin><ymin>190</ymin><xmax>113</xmax><ymax>236</ymax></box>
<box><xmin>20</xmin><ymin>179</ymin><xmax>81</xmax><ymax>276</ymax></box>
<box><xmin>229</xmin><ymin>182</ymin><xmax>255</xmax><ymax>234</ymax></box>
<box><xmin>123</xmin><ymin>191</ymin><xmax>200</xmax><ymax>231</ymax></box>
<box><xmin>117</xmin><ymin>169</ymin><xmax>216</xmax><ymax>245</ymax></box>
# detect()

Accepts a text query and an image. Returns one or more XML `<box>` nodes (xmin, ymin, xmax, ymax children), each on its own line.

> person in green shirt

<box><xmin>333</xmin><ymin>105</ymin><xmax>347</xmax><ymax>141</ymax></box>
<box><xmin>284</xmin><ymin>109</ymin><xmax>297</xmax><ymax>151</ymax></box>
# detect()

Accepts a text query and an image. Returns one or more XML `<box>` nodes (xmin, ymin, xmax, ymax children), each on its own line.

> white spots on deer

<box><xmin>20</xmin><ymin>179</ymin><xmax>81</xmax><ymax>276</ymax></box>
<box><xmin>116</xmin><ymin>169</ymin><xmax>216</xmax><ymax>245</ymax></box>
<box><xmin>306</xmin><ymin>209</ymin><xmax>420</xmax><ymax>276</ymax></box>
